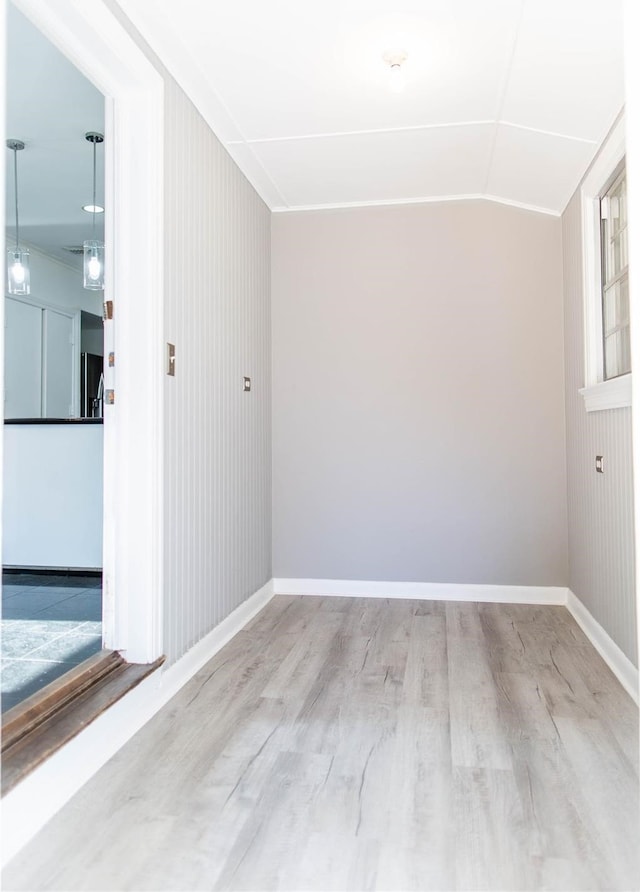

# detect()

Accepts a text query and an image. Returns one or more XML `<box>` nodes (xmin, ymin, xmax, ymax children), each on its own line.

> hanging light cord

<box><xmin>12</xmin><ymin>145</ymin><xmax>20</xmax><ymax>249</ymax></box>
<box><xmin>92</xmin><ymin>137</ymin><xmax>97</xmax><ymax>240</ymax></box>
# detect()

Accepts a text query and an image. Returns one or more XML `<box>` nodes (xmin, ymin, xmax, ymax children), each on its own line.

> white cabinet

<box><xmin>3</xmin><ymin>423</ymin><xmax>103</xmax><ymax>569</ymax></box>
<box><xmin>4</xmin><ymin>296</ymin><xmax>79</xmax><ymax>418</ymax></box>
<box><xmin>4</xmin><ymin>298</ymin><xmax>42</xmax><ymax>418</ymax></box>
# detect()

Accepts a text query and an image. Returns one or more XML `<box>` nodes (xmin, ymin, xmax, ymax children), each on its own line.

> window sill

<box><xmin>579</xmin><ymin>374</ymin><xmax>632</xmax><ymax>412</ymax></box>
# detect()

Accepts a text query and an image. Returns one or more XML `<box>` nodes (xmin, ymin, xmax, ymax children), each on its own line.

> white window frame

<box><xmin>579</xmin><ymin>116</ymin><xmax>631</xmax><ymax>412</ymax></box>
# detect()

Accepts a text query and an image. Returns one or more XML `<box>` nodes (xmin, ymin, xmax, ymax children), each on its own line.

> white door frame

<box><xmin>624</xmin><ymin>1</ymin><xmax>640</xmax><ymax>701</ymax></box>
<box><xmin>6</xmin><ymin>0</ymin><xmax>165</xmax><ymax>663</ymax></box>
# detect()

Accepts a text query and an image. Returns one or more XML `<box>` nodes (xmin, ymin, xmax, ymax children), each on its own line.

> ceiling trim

<box><xmin>500</xmin><ymin>121</ymin><xmax>598</xmax><ymax>145</ymax></box>
<box><xmin>227</xmin><ymin>120</ymin><xmax>496</xmax><ymax>145</ymax></box>
<box><xmin>226</xmin><ymin>119</ymin><xmax>599</xmax><ymax>148</ymax></box>
<box><xmin>271</xmin><ymin>193</ymin><xmax>561</xmax><ymax>217</ymax></box>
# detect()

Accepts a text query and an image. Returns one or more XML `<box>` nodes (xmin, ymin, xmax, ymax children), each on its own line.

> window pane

<box><xmin>620</xmin><ymin>276</ymin><xmax>629</xmax><ymax>326</ymax></box>
<box><xmin>604</xmin><ymin>326</ymin><xmax>631</xmax><ymax>380</ymax></box>
<box><xmin>612</xmin><ymin>233</ymin><xmax>623</xmax><ymax>275</ymax></box>
<box><xmin>619</xmin><ymin>325</ymin><xmax>631</xmax><ymax>376</ymax></box>
<box><xmin>605</xmin><ymin>331</ymin><xmax>620</xmax><ymax>379</ymax></box>
<box><xmin>611</xmin><ymin>195</ymin><xmax>622</xmax><ymax>236</ymax></box>
<box><xmin>601</xmin><ymin>162</ymin><xmax>630</xmax><ymax>381</ymax></box>
<box><xmin>603</xmin><ymin>283</ymin><xmax>617</xmax><ymax>335</ymax></box>
<box><xmin>621</xmin><ymin>226</ymin><xmax>628</xmax><ymax>269</ymax></box>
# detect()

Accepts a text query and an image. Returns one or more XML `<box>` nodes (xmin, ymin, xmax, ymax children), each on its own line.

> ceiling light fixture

<box><xmin>383</xmin><ymin>51</ymin><xmax>408</xmax><ymax>94</ymax></box>
<box><xmin>6</xmin><ymin>139</ymin><xmax>30</xmax><ymax>295</ymax></box>
<box><xmin>82</xmin><ymin>203</ymin><xmax>104</xmax><ymax>214</ymax></box>
<box><xmin>83</xmin><ymin>131</ymin><xmax>105</xmax><ymax>291</ymax></box>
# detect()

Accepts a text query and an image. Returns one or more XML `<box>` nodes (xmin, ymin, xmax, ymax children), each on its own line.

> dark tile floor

<box><xmin>1</xmin><ymin>572</ymin><xmax>102</xmax><ymax>713</ymax></box>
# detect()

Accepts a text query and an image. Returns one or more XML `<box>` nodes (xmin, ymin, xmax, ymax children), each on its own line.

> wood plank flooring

<box><xmin>3</xmin><ymin>596</ymin><xmax>639</xmax><ymax>891</ymax></box>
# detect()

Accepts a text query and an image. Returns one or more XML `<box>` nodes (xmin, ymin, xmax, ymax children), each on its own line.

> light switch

<box><xmin>243</xmin><ymin>376</ymin><xmax>251</xmax><ymax>392</ymax></box>
<box><xmin>167</xmin><ymin>343</ymin><xmax>176</xmax><ymax>377</ymax></box>
<box><xmin>596</xmin><ymin>455</ymin><xmax>604</xmax><ymax>473</ymax></box>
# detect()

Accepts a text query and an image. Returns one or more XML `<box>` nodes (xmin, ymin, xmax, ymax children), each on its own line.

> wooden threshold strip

<box><xmin>1</xmin><ymin>650</ymin><xmax>164</xmax><ymax>796</ymax></box>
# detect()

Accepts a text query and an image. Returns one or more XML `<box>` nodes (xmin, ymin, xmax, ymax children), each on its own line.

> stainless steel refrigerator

<box><xmin>80</xmin><ymin>352</ymin><xmax>104</xmax><ymax>418</ymax></box>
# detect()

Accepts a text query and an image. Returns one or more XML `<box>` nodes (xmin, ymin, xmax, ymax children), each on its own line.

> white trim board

<box><xmin>271</xmin><ymin>193</ymin><xmax>561</xmax><ymax>218</ymax></box>
<box><xmin>0</xmin><ymin>579</ymin><xmax>274</xmax><ymax>868</ymax></box>
<box><xmin>566</xmin><ymin>589</ymin><xmax>639</xmax><ymax>704</ymax></box>
<box><xmin>273</xmin><ymin>578</ymin><xmax>567</xmax><ymax>604</ymax></box>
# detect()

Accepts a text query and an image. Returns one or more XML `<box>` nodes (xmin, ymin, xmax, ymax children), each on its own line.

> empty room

<box><xmin>1</xmin><ymin>0</ymin><xmax>639</xmax><ymax>891</ymax></box>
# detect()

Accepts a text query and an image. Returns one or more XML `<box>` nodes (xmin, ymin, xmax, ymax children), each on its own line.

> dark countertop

<box><xmin>4</xmin><ymin>418</ymin><xmax>104</xmax><ymax>425</ymax></box>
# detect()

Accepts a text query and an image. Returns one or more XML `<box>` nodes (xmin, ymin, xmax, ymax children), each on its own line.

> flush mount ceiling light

<box><xmin>82</xmin><ymin>203</ymin><xmax>104</xmax><ymax>214</ymax></box>
<box><xmin>6</xmin><ymin>139</ymin><xmax>30</xmax><ymax>295</ymax></box>
<box><xmin>383</xmin><ymin>50</ymin><xmax>408</xmax><ymax>93</ymax></box>
<box><xmin>83</xmin><ymin>131</ymin><xmax>105</xmax><ymax>291</ymax></box>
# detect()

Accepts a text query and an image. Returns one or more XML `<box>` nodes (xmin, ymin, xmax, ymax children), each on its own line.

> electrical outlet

<box><xmin>243</xmin><ymin>377</ymin><xmax>251</xmax><ymax>392</ymax></box>
<box><xmin>167</xmin><ymin>343</ymin><xmax>176</xmax><ymax>377</ymax></box>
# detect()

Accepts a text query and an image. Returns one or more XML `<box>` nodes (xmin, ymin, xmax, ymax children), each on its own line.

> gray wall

<box><xmin>272</xmin><ymin>201</ymin><xmax>567</xmax><ymax>585</ymax></box>
<box><xmin>562</xmin><ymin>191</ymin><xmax>637</xmax><ymax>666</ymax></box>
<box><xmin>110</xmin><ymin>2</ymin><xmax>272</xmax><ymax>665</ymax></box>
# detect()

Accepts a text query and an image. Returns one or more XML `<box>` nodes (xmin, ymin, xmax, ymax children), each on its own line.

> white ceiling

<box><xmin>115</xmin><ymin>0</ymin><xmax>624</xmax><ymax>215</ymax></box>
<box><xmin>5</xmin><ymin>4</ymin><xmax>104</xmax><ymax>268</ymax></box>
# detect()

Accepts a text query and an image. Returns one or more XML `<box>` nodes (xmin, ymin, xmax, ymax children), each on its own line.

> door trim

<box><xmin>10</xmin><ymin>0</ymin><xmax>165</xmax><ymax>663</ymax></box>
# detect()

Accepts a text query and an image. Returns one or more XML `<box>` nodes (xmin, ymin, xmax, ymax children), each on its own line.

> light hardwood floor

<box><xmin>3</xmin><ymin>596</ymin><xmax>639</xmax><ymax>891</ymax></box>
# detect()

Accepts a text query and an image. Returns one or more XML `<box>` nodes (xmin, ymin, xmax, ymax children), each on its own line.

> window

<box><xmin>579</xmin><ymin>117</ymin><xmax>631</xmax><ymax>412</ymax></box>
<box><xmin>600</xmin><ymin>164</ymin><xmax>630</xmax><ymax>381</ymax></box>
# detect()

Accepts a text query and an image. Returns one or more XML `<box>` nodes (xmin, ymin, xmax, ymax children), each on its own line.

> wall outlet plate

<box><xmin>167</xmin><ymin>343</ymin><xmax>176</xmax><ymax>377</ymax></box>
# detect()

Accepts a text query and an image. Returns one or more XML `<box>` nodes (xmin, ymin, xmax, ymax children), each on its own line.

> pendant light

<box><xmin>6</xmin><ymin>139</ymin><xmax>30</xmax><ymax>295</ymax></box>
<box><xmin>83</xmin><ymin>131</ymin><xmax>105</xmax><ymax>291</ymax></box>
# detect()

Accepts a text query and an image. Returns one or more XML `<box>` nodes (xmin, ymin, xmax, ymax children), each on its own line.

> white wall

<box><xmin>272</xmin><ymin>200</ymin><xmax>568</xmax><ymax>586</ymax></box>
<box><xmin>3</xmin><ymin>423</ymin><xmax>103</xmax><ymax>568</ymax></box>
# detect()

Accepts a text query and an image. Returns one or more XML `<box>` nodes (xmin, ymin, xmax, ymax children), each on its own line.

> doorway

<box><xmin>1</xmin><ymin>0</ymin><xmax>165</xmax><ymax>686</ymax></box>
<box><xmin>2</xmin><ymin>4</ymin><xmax>106</xmax><ymax>713</ymax></box>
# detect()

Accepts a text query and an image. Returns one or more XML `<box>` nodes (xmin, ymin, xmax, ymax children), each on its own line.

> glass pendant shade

<box><xmin>83</xmin><ymin>240</ymin><xmax>105</xmax><ymax>290</ymax></box>
<box><xmin>7</xmin><ymin>247</ymin><xmax>30</xmax><ymax>295</ymax></box>
<box><xmin>6</xmin><ymin>138</ymin><xmax>30</xmax><ymax>295</ymax></box>
<box><xmin>83</xmin><ymin>132</ymin><xmax>105</xmax><ymax>291</ymax></box>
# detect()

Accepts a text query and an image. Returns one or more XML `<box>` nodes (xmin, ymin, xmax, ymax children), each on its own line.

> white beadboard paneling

<box><xmin>251</xmin><ymin>124</ymin><xmax>496</xmax><ymax>208</ymax></box>
<box><xmin>163</xmin><ymin>77</ymin><xmax>271</xmax><ymax>664</ymax></box>
<box><xmin>562</xmin><ymin>189</ymin><xmax>637</xmax><ymax>667</ymax></box>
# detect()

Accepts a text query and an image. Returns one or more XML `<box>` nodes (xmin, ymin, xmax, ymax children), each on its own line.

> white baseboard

<box><xmin>566</xmin><ymin>589</ymin><xmax>639</xmax><ymax>705</ymax></box>
<box><xmin>1</xmin><ymin>579</ymin><xmax>274</xmax><ymax>868</ymax></box>
<box><xmin>273</xmin><ymin>577</ymin><xmax>568</xmax><ymax>605</ymax></box>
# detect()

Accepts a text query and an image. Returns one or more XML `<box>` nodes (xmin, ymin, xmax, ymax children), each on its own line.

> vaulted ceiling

<box><xmin>116</xmin><ymin>0</ymin><xmax>625</xmax><ymax>215</ymax></box>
